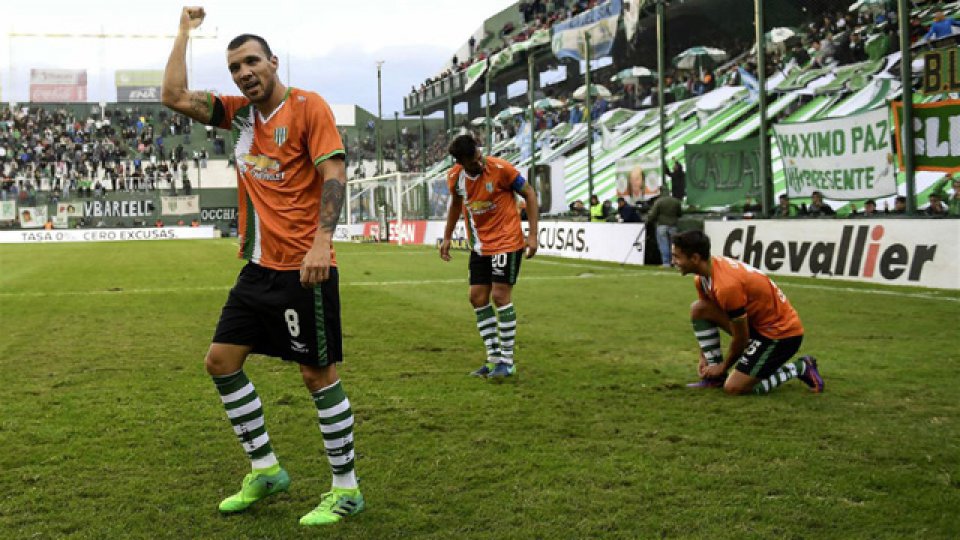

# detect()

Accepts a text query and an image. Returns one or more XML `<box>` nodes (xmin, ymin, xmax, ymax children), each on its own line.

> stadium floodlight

<box><xmin>376</xmin><ymin>61</ymin><xmax>385</xmax><ymax>177</ymax></box>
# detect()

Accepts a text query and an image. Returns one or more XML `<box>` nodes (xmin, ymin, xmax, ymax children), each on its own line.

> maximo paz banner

<box><xmin>773</xmin><ymin>107</ymin><xmax>896</xmax><ymax>200</ymax></box>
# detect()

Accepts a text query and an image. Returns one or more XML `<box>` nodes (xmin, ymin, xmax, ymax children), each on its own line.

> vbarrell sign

<box><xmin>706</xmin><ymin>220</ymin><xmax>960</xmax><ymax>290</ymax></box>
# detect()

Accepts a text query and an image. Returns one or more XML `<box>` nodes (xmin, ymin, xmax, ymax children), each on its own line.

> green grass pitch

<box><xmin>1</xmin><ymin>239</ymin><xmax>958</xmax><ymax>539</ymax></box>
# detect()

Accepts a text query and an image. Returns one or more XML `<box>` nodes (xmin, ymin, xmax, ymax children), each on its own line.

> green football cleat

<box><xmin>218</xmin><ymin>466</ymin><xmax>291</xmax><ymax>514</ymax></box>
<box><xmin>299</xmin><ymin>487</ymin><xmax>365</xmax><ymax>526</ymax></box>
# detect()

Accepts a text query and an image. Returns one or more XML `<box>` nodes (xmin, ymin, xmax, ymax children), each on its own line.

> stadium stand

<box><xmin>403</xmin><ymin>0</ymin><xmax>960</xmax><ymax>220</ymax></box>
<box><xmin>2</xmin><ymin>0</ymin><xmax>958</xmax><ymax>233</ymax></box>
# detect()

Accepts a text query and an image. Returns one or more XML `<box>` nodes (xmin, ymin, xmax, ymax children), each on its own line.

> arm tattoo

<box><xmin>319</xmin><ymin>178</ymin><xmax>345</xmax><ymax>233</ymax></box>
<box><xmin>189</xmin><ymin>93</ymin><xmax>209</xmax><ymax>121</ymax></box>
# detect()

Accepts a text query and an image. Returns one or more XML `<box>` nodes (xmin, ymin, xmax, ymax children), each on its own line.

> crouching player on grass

<box><xmin>671</xmin><ymin>230</ymin><xmax>824</xmax><ymax>395</ymax></box>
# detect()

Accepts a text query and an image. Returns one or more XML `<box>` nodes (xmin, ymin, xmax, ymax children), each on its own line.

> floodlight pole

<box><xmin>585</xmin><ymin>31</ymin><xmax>594</xmax><ymax>199</ymax></box>
<box><xmin>755</xmin><ymin>0</ymin><xmax>772</xmax><ymax>216</ymax></box>
<box><xmin>394</xmin><ymin>111</ymin><xmax>401</xmax><ymax>172</ymax></box>
<box><xmin>527</xmin><ymin>51</ymin><xmax>537</xmax><ymax>192</ymax></box>
<box><xmin>447</xmin><ymin>71</ymin><xmax>455</xmax><ymax>135</ymax></box>
<box><xmin>419</xmin><ymin>99</ymin><xmax>426</xmax><ymax>173</ymax></box>
<box><xmin>656</xmin><ymin>0</ymin><xmax>667</xmax><ymax>189</ymax></box>
<box><xmin>376</xmin><ymin>61</ymin><xmax>384</xmax><ymax>176</ymax></box>
<box><xmin>898</xmin><ymin>0</ymin><xmax>917</xmax><ymax>213</ymax></box>
<box><xmin>419</xmin><ymin>97</ymin><xmax>429</xmax><ymax>219</ymax></box>
<box><xmin>485</xmin><ymin>57</ymin><xmax>493</xmax><ymax>151</ymax></box>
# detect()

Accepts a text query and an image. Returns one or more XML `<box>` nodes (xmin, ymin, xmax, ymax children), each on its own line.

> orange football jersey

<box><xmin>446</xmin><ymin>156</ymin><xmax>525</xmax><ymax>255</ymax></box>
<box><xmin>696</xmin><ymin>256</ymin><xmax>804</xmax><ymax>339</ymax></box>
<box><xmin>213</xmin><ymin>88</ymin><xmax>343</xmax><ymax>270</ymax></box>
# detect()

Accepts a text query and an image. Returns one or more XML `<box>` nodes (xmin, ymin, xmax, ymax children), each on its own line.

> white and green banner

<box><xmin>551</xmin><ymin>0</ymin><xmax>621</xmax><ymax>62</ymax></box>
<box><xmin>487</xmin><ymin>29</ymin><xmax>552</xmax><ymax>77</ymax></box>
<box><xmin>18</xmin><ymin>206</ymin><xmax>47</xmax><ymax>228</ymax></box>
<box><xmin>773</xmin><ymin>107</ymin><xmax>896</xmax><ymax>200</ymax></box>
<box><xmin>464</xmin><ymin>61</ymin><xmax>488</xmax><ymax>93</ymax></box>
<box><xmin>160</xmin><ymin>195</ymin><xmax>200</xmax><ymax>216</ymax></box>
<box><xmin>489</xmin><ymin>48</ymin><xmax>514</xmax><ymax>76</ymax></box>
<box><xmin>614</xmin><ymin>155</ymin><xmax>663</xmax><ymax>204</ymax></box>
<box><xmin>0</xmin><ymin>200</ymin><xmax>15</xmax><ymax>221</ymax></box>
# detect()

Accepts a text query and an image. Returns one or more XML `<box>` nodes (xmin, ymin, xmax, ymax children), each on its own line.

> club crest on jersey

<box><xmin>485</xmin><ymin>181</ymin><xmax>493</xmax><ymax>193</ymax></box>
<box><xmin>274</xmin><ymin>127</ymin><xmax>288</xmax><ymax>146</ymax></box>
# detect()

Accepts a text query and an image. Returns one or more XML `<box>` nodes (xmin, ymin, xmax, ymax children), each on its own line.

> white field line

<box><xmin>0</xmin><ymin>256</ymin><xmax>954</xmax><ymax>302</ymax></box>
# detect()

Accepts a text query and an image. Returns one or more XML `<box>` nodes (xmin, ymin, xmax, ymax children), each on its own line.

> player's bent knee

<box><xmin>723</xmin><ymin>380</ymin><xmax>752</xmax><ymax>396</ymax></box>
<box><xmin>204</xmin><ymin>344</ymin><xmax>247</xmax><ymax>376</ymax></box>
<box><xmin>491</xmin><ymin>290</ymin><xmax>512</xmax><ymax>307</ymax></box>
<box><xmin>690</xmin><ymin>299</ymin><xmax>712</xmax><ymax>319</ymax></box>
<box><xmin>300</xmin><ymin>363</ymin><xmax>338</xmax><ymax>392</ymax></box>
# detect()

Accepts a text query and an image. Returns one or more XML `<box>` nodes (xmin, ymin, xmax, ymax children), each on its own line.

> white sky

<box><xmin>1</xmin><ymin>0</ymin><xmax>518</xmax><ymax>116</ymax></box>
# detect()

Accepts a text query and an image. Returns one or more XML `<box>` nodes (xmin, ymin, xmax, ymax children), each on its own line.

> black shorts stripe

<box><xmin>313</xmin><ymin>286</ymin><xmax>329</xmax><ymax>363</ymax></box>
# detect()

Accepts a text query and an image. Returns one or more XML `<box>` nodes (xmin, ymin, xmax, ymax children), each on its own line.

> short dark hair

<box><xmin>895</xmin><ymin>195</ymin><xmax>907</xmax><ymax>204</ymax></box>
<box><xmin>227</xmin><ymin>34</ymin><xmax>274</xmax><ymax>58</ymax></box>
<box><xmin>672</xmin><ymin>230</ymin><xmax>711</xmax><ymax>260</ymax></box>
<box><xmin>448</xmin><ymin>134</ymin><xmax>477</xmax><ymax>162</ymax></box>
<box><xmin>864</xmin><ymin>199</ymin><xmax>876</xmax><ymax>206</ymax></box>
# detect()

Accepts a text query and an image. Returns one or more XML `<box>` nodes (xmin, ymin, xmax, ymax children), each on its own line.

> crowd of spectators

<box><xmin>0</xmin><ymin>105</ymin><xmax>219</xmax><ymax>205</ymax></box>
<box><xmin>411</xmin><ymin>0</ymin><xmax>602</xmax><ymax>98</ymax></box>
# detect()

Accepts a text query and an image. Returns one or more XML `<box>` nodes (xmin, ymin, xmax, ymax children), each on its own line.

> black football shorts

<box><xmin>213</xmin><ymin>262</ymin><xmax>343</xmax><ymax>367</ymax></box>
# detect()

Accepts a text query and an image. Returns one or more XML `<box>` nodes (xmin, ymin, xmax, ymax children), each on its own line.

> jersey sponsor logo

<box><xmin>239</xmin><ymin>153</ymin><xmax>285</xmax><ymax>182</ymax></box>
<box><xmin>466</xmin><ymin>200</ymin><xmax>496</xmax><ymax>215</ymax></box>
<box><xmin>722</xmin><ymin>224</ymin><xmax>938</xmax><ymax>283</ymax></box>
<box><xmin>274</xmin><ymin>126</ymin><xmax>288</xmax><ymax>146</ymax></box>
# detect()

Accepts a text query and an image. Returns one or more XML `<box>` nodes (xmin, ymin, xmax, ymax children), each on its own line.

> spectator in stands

<box><xmin>601</xmin><ymin>198</ymin><xmax>615</xmax><ymax>221</ymax></box>
<box><xmin>665</xmin><ymin>160</ymin><xmax>686</xmax><ymax>200</ymax></box>
<box><xmin>616</xmin><ymin>197</ymin><xmax>640</xmax><ymax>223</ymax></box>
<box><xmin>648</xmin><ymin>192</ymin><xmax>682</xmax><ymax>267</ymax></box>
<box><xmin>773</xmin><ymin>194</ymin><xmax>799</xmax><ymax>218</ymax></box>
<box><xmin>836</xmin><ymin>32</ymin><xmax>867</xmax><ymax>65</ymax></box>
<box><xmin>589</xmin><ymin>194</ymin><xmax>604</xmax><ymax>222</ymax></box>
<box><xmin>889</xmin><ymin>195</ymin><xmax>907</xmax><ymax>214</ymax></box>
<box><xmin>924</xmin><ymin>192</ymin><xmax>949</xmax><ymax>216</ymax></box>
<box><xmin>949</xmin><ymin>177</ymin><xmax>960</xmax><ymax>216</ymax></box>
<box><xmin>806</xmin><ymin>191</ymin><xmax>835</xmax><ymax>216</ymax></box>
<box><xmin>851</xmin><ymin>199</ymin><xmax>880</xmax><ymax>217</ymax></box>
<box><xmin>921</xmin><ymin>12</ymin><xmax>960</xmax><ymax>42</ymax></box>
<box><xmin>569</xmin><ymin>199</ymin><xmax>587</xmax><ymax>217</ymax></box>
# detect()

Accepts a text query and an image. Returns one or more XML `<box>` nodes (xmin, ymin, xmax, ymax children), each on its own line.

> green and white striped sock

<box><xmin>312</xmin><ymin>380</ymin><xmax>358</xmax><ymax>489</ymax></box>
<box><xmin>212</xmin><ymin>370</ymin><xmax>278</xmax><ymax>470</ymax></box>
<box><xmin>753</xmin><ymin>360</ymin><xmax>806</xmax><ymax>395</ymax></box>
<box><xmin>475</xmin><ymin>304</ymin><xmax>501</xmax><ymax>362</ymax></box>
<box><xmin>692</xmin><ymin>319</ymin><xmax>723</xmax><ymax>367</ymax></box>
<box><xmin>497</xmin><ymin>303</ymin><xmax>517</xmax><ymax>365</ymax></box>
